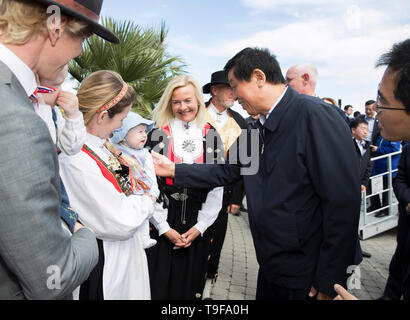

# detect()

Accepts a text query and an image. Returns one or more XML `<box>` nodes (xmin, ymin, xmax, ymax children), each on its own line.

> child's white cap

<box><xmin>110</xmin><ymin>111</ymin><xmax>153</xmax><ymax>144</ymax></box>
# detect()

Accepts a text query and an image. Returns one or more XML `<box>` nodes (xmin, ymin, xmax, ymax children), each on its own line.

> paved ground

<box><xmin>208</xmin><ymin>210</ymin><xmax>397</xmax><ymax>300</ymax></box>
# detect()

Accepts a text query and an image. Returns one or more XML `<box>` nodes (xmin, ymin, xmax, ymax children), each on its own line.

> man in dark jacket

<box><xmin>350</xmin><ymin>119</ymin><xmax>373</xmax><ymax>191</ymax></box>
<box><xmin>350</xmin><ymin>118</ymin><xmax>373</xmax><ymax>259</ymax></box>
<box><xmin>381</xmin><ymin>145</ymin><xmax>410</xmax><ymax>299</ymax></box>
<box><xmin>333</xmin><ymin>39</ymin><xmax>410</xmax><ymax>301</ymax></box>
<box><xmin>153</xmin><ymin>47</ymin><xmax>360</xmax><ymax>300</ymax></box>
<box><xmin>374</xmin><ymin>39</ymin><xmax>410</xmax><ymax>300</ymax></box>
<box><xmin>203</xmin><ymin>70</ymin><xmax>247</xmax><ymax>286</ymax></box>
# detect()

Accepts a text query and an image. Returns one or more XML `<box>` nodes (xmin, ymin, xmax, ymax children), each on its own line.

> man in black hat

<box><xmin>0</xmin><ymin>0</ymin><xmax>118</xmax><ymax>299</ymax></box>
<box><xmin>202</xmin><ymin>70</ymin><xmax>247</xmax><ymax>294</ymax></box>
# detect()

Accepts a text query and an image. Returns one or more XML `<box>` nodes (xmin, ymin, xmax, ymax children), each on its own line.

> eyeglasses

<box><xmin>375</xmin><ymin>93</ymin><xmax>407</xmax><ymax>112</ymax></box>
<box><xmin>376</xmin><ymin>104</ymin><xmax>407</xmax><ymax>112</ymax></box>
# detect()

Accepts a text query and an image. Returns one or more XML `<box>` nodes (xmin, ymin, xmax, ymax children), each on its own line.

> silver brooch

<box><xmin>182</xmin><ymin>139</ymin><xmax>196</xmax><ymax>153</ymax></box>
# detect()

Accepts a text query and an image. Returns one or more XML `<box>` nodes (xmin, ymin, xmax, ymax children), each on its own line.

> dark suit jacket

<box><xmin>352</xmin><ymin>139</ymin><xmax>373</xmax><ymax>187</ymax></box>
<box><xmin>386</xmin><ymin>145</ymin><xmax>410</xmax><ymax>298</ymax></box>
<box><xmin>174</xmin><ymin>87</ymin><xmax>361</xmax><ymax>297</ymax></box>
<box><xmin>221</xmin><ymin>108</ymin><xmax>247</xmax><ymax>205</ymax></box>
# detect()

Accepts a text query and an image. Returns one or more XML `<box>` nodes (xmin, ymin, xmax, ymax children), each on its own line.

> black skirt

<box><xmin>146</xmin><ymin>192</ymin><xmax>212</xmax><ymax>300</ymax></box>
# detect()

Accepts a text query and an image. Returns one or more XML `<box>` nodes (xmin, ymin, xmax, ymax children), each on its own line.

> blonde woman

<box><xmin>59</xmin><ymin>70</ymin><xmax>153</xmax><ymax>300</ymax></box>
<box><xmin>146</xmin><ymin>75</ymin><xmax>224</xmax><ymax>300</ymax></box>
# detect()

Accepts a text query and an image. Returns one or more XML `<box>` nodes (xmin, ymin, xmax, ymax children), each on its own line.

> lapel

<box><xmin>0</xmin><ymin>60</ymin><xmax>34</xmax><ymax>111</ymax></box>
<box><xmin>352</xmin><ymin>139</ymin><xmax>363</xmax><ymax>162</ymax></box>
<box><xmin>262</xmin><ymin>87</ymin><xmax>297</xmax><ymax>174</ymax></box>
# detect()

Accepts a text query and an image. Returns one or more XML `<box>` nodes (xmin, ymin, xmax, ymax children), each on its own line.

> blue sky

<box><xmin>77</xmin><ymin>0</ymin><xmax>410</xmax><ymax>117</ymax></box>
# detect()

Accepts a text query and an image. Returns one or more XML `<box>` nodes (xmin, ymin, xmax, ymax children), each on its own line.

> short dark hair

<box><xmin>349</xmin><ymin>118</ymin><xmax>368</xmax><ymax>130</ymax></box>
<box><xmin>353</xmin><ymin>111</ymin><xmax>361</xmax><ymax>118</ymax></box>
<box><xmin>376</xmin><ymin>39</ymin><xmax>410</xmax><ymax>113</ymax></box>
<box><xmin>344</xmin><ymin>105</ymin><xmax>353</xmax><ymax>111</ymax></box>
<box><xmin>365</xmin><ymin>100</ymin><xmax>375</xmax><ymax>106</ymax></box>
<box><xmin>224</xmin><ymin>47</ymin><xmax>285</xmax><ymax>84</ymax></box>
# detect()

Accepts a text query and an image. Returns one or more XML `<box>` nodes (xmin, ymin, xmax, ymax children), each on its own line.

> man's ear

<box><xmin>302</xmin><ymin>73</ymin><xmax>310</xmax><ymax>83</ymax></box>
<box><xmin>252</xmin><ymin>69</ymin><xmax>266</xmax><ymax>88</ymax></box>
<box><xmin>47</xmin><ymin>16</ymin><xmax>67</xmax><ymax>46</ymax></box>
<box><xmin>210</xmin><ymin>85</ymin><xmax>217</xmax><ymax>96</ymax></box>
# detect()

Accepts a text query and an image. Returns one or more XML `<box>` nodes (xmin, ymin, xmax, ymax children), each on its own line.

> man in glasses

<box><xmin>374</xmin><ymin>39</ymin><xmax>410</xmax><ymax>300</ymax></box>
<box><xmin>335</xmin><ymin>38</ymin><xmax>410</xmax><ymax>300</ymax></box>
<box><xmin>375</xmin><ymin>48</ymin><xmax>410</xmax><ymax>141</ymax></box>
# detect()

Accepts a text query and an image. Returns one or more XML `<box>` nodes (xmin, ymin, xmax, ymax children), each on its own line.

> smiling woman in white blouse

<box><xmin>146</xmin><ymin>75</ymin><xmax>224</xmax><ymax>300</ymax></box>
<box><xmin>59</xmin><ymin>70</ymin><xmax>154</xmax><ymax>300</ymax></box>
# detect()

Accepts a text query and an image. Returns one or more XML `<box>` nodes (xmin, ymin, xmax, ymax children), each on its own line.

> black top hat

<box><xmin>203</xmin><ymin>70</ymin><xmax>230</xmax><ymax>94</ymax></box>
<box><xmin>34</xmin><ymin>0</ymin><xmax>119</xmax><ymax>43</ymax></box>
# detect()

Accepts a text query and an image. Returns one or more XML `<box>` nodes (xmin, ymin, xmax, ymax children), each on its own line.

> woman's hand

<box><xmin>181</xmin><ymin>227</ymin><xmax>201</xmax><ymax>248</ymax></box>
<box><xmin>164</xmin><ymin>229</ymin><xmax>187</xmax><ymax>250</ymax></box>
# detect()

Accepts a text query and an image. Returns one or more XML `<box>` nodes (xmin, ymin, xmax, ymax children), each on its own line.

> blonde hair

<box><xmin>152</xmin><ymin>75</ymin><xmax>206</xmax><ymax>129</ymax></box>
<box><xmin>322</xmin><ymin>97</ymin><xmax>338</xmax><ymax>106</ymax></box>
<box><xmin>77</xmin><ymin>70</ymin><xmax>136</xmax><ymax>125</ymax></box>
<box><xmin>0</xmin><ymin>0</ymin><xmax>93</xmax><ymax>45</ymax></box>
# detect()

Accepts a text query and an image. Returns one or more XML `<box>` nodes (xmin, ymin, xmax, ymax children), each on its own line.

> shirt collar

<box><xmin>86</xmin><ymin>133</ymin><xmax>107</xmax><ymax>149</ymax></box>
<box><xmin>259</xmin><ymin>87</ymin><xmax>288</xmax><ymax>126</ymax></box>
<box><xmin>0</xmin><ymin>43</ymin><xmax>37</xmax><ymax>97</ymax></box>
<box><xmin>355</xmin><ymin>139</ymin><xmax>366</xmax><ymax>147</ymax></box>
<box><xmin>209</xmin><ymin>103</ymin><xmax>228</xmax><ymax>116</ymax></box>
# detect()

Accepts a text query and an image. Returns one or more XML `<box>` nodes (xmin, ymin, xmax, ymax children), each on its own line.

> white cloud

<box><xmin>168</xmin><ymin>2</ymin><xmax>410</xmax><ymax>112</ymax></box>
<box><xmin>241</xmin><ymin>0</ymin><xmax>333</xmax><ymax>9</ymax></box>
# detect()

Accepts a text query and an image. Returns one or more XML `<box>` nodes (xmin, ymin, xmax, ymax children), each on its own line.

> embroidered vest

<box><xmin>162</xmin><ymin>123</ymin><xmax>211</xmax><ymax>186</ymax></box>
<box><xmin>205</xmin><ymin>109</ymin><xmax>242</xmax><ymax>156</ymax></box>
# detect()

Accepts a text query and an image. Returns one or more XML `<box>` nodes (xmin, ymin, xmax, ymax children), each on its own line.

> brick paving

<box><xmin>209</xmin><ymin>210</ymin><xmax>397</xmax><ymax>300</ymax></box>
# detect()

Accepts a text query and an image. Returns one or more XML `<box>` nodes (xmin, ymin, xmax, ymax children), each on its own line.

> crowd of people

<box><xmin>1</xmin><ymin>0</ymin><xmax>410</xmax><ymax>301</ymax></box>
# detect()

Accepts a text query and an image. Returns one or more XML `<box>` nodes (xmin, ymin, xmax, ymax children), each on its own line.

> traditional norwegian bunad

<box><xmin>59</xmin><ymin>133</ymin><xmax>153</xmax><ymax>300</ymax></box>
<box><xmin>145</xmin><ymin>118</ymin><xmax>224</xmax><ymax>300</ymax></box>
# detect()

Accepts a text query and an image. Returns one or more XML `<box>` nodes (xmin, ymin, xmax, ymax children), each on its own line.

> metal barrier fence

<box><xmin>359</xmin><ymin>150</ymin><xmax>402</xmax><ymax>240</ymax></box>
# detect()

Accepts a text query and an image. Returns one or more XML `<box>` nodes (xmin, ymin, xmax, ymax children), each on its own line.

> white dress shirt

<box><xmin>0</xmin><ymin>43</ymin><xmax>36</xmax><ymax>97</ymax></box>
<box><xmin>207</xmin><ymin>103</ymin><xmax>230</xmax><ymax>129</ymax></box>
<box><xmin>355</xmin><ymin>139</ymin><xmax>367</xmax><ymax>157</ymax></box>
<box><xmin>364</xmin><ymin>116</ymin><xmax>376</xmax><ymax>142</ymax></box>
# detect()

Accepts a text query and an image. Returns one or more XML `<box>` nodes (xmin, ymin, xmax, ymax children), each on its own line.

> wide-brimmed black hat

<box><xmin>203</xmin><ymin>70</ymin><xmax>230</xmax><ymax>94</ymax></box>
<box><xmin>34</xmin><ymin>0</ymin><xmax>119</xmax><ymax>43</ymax></box>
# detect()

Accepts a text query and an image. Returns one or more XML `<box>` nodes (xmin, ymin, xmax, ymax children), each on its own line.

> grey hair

<box><xmin>292</xmin><ymin>63</ymin><xmax>319</xmax><ymax>86</ymax></box>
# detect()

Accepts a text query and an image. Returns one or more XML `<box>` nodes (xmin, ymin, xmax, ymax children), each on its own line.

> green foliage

<box><xmin>69</xmin><ymin>18</ymin><xmax>186</xmax><ymax>118</ymax></box>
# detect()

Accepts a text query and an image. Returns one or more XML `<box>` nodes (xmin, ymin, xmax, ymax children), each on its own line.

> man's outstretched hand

<box><xmin>151</xmin><ymin>151</ymin><xmax>175</xmax><ymax>177</ymax></box>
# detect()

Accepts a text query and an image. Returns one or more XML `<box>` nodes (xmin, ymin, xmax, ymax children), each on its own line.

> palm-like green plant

<box><xmin>69</xmin><ymin>18</ymin><xmax>186</xmax><ymax>118</ymax></box>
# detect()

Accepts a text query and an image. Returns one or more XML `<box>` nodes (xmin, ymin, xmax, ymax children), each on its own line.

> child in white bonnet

<box><xmin>111</xmin><ymin>112</ymin><xmax>168</xmax><ymax>249</ymax></box>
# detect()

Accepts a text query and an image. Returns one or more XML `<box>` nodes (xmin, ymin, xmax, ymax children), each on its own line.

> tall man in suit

<box><xmin>285</xmin><ymin>63</ymin><xmax>350</xmax><ymax>125</ymax></box>
<box><xmin>350</xmin><ymin>118</ymin><xmax>373</xmax><ymax>260</ymax></box>
<box><xmin>153</xmin><ymin>48</ymin><xmax>360</xmax><ymax>300</ymax></box>
<box><xmin>0</xmin><ymin>0</ymin><xmax>118</xmax><ymax>299</ymax></box>
<box><xmin>350</xmin><ymin>119</ymin><xmax>373</xmax><ymax>194</ymax></box>
<box><xmin>202</xmin><ymin>70</ymin><xmax>247</xmax><ymax>290</ymax></box>
<box><xmin>360</xmin><ymin>100</ymin><xmax>381</xmax><ymax>213</ymax></box>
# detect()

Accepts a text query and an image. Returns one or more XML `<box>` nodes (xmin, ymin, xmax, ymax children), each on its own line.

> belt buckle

<box><xmin>170</xmin><ymin>192</ymin><xmax>189</xmax><ymax>201</ymax></box>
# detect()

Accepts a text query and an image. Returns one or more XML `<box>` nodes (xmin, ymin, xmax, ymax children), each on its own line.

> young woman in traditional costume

<box><xmin>59</xmin><ymin>70</ymin><xmax>153</xmax><ymax>300</ymax></box>
<box><xmin>146</xmin><ymin>75</ymin><xmax>224</xmax><ymax>300</ymax></box>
